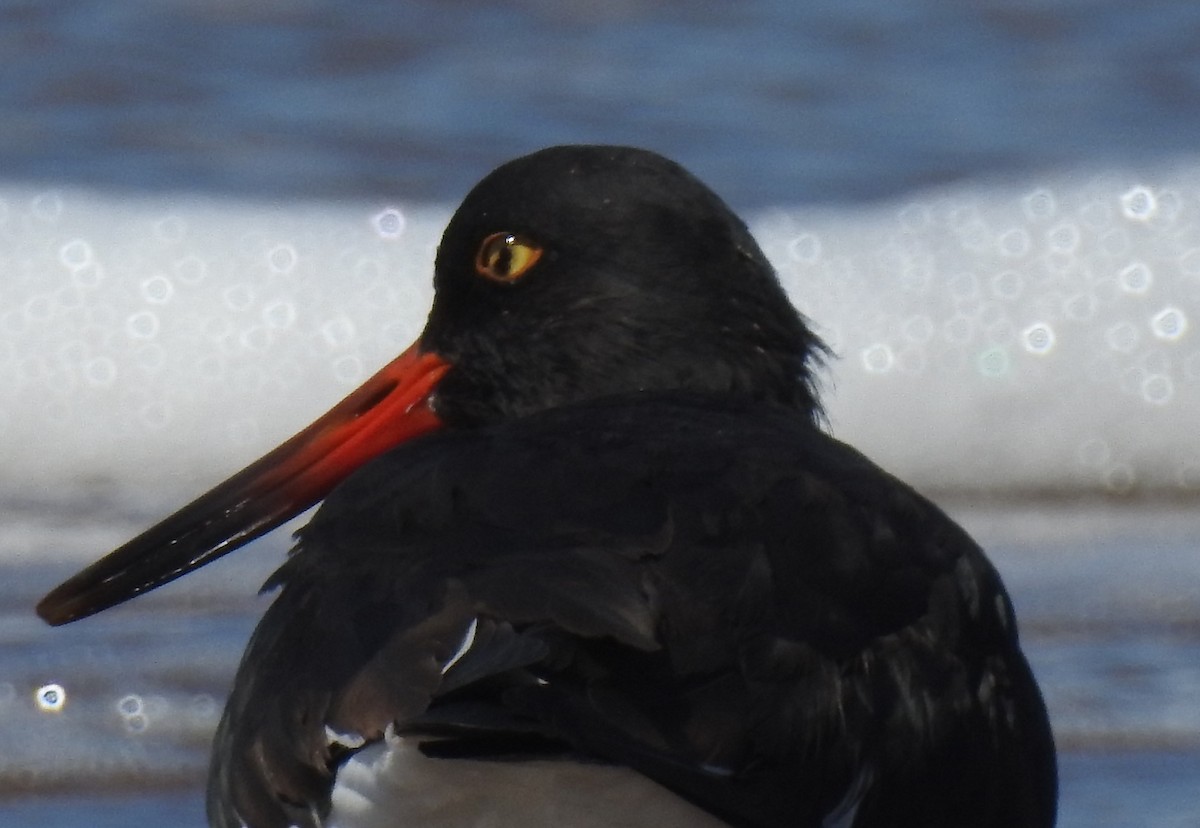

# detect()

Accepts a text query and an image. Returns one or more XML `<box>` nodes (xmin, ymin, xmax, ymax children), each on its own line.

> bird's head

<box><xmin>37</xmin><ymin>145</ymin><xmax>825</xmax><ymax>625</ymax></box>
<box><xmin>423</xmin><ymin>145</ymin><xmax>824</xmax><ymax>425</ymax></box>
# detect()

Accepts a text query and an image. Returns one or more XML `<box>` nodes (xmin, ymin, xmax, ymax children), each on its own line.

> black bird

<box><xmin>39</xmin><ymin>145</ymin><xmax>1057</xmax><ymax>828</ymax></box>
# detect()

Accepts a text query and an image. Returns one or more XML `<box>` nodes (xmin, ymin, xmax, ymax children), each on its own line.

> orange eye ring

<box><xmin>474</xmin><ymin>232</ymin><xmax>543</xmax><ymax>283</ymax></box>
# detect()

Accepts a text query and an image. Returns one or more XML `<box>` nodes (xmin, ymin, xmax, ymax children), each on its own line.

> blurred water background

<box><xmin>2</xmin><ymin>1</ymin><xmax>1200</xmax><ymax>826</ymax></box>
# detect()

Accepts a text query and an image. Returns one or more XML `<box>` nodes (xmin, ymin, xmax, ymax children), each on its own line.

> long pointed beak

<box><xmin>37</xmin><ymin>342</ymin><xmax>451</xmax><ymax>626</ymax></box>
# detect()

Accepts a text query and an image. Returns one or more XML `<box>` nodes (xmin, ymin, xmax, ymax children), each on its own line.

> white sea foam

<box><xmin>764</xmin><ymin>167</ymin><xmax>1200</xmax><ymax>495</ymax></box>
<box><xmin>1</xmin><ymin>164</ymin><xmax>1197</xmax><ymax>498</ymax></box>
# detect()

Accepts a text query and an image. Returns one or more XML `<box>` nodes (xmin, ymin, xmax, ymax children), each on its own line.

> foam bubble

<box><xmin>261</xmin><ymin>299</ymin><xmax>297</xmax><ymax>329</ymax></box>
<box><xmin>321</xmin><ymin>316</ymin><xmax>357</xmax><ymax>349</ymax></box>
<box><xmin>83</xmin><ymin>357</ymin><xmax>118</xmax><ymax>388</ymax></box>
<box><xmin>997</xmin><ymin>227</ymin><xmax>1031</xmax><ymax>257</ymax></box>
<box><xmin>35</xmin><ymin>683</ymin><xmax>66</xmax><ymax>713</ymax></box>
<box><xmin>372</xmin><ymin>207</ymin><xmax>407</xmax><ymax>239</ymax></box>
<box><xmin>125</xmin><ymin>311</ymin><xmax>160</xmax><ymax>340</ymax></box>
<box><xmin>1021</xmin><ymin>322</ymin><xmax>1056</xmax><ymax>354</ymax></box>
<box><xmin>333</xmin><ymin>354</ymin><xmax>364</xmax><ymax>383</ymax></box>
<box><xmin>860</xmin><ymin>343</ymin><xmax>894</xmax><ymax>374</ymax></box>
<box><xmin>1021</xmin><ymin>188</ymin><xmax>1056</xmax><ymax>222</ymax></box>
<box><xmin>976</xmin><ymin>346</ymin><xmax>1010</xmax><ymax>378</ymax></box>
<box><xmin>1149</xmin><ymin>306</ymin><xmax>1188</xmax><ymax>341</ymax></box>
<box><xmin>1047</xmin><ymin>222</ymin><xmax>1081</xmax><ymax>253</ymax></box>
<box><xmin>117</xmin><ymin>693</ymin><xmax>143</xmax><ymax>717</ymax></box>
<box><xmin>267</xmin><ymin>243</ymin><xmax>298</xmax><ymax>274</ymax></box>
<box><xmin>124</xmin><ymin>714</ymin><xmax>149</xmax><ymax>733</ymax></box>
<box><xmin>1141</xmin><ymin>374</ymin><xmax>1174</xmax><ymax>405</ymax></box>
<box><xmin>59</xmin><ymin>238</ymin><xmax>93</xmax><ymax>270</ymax></box>
<box><xmin>787</xmin><ymin>232</ymin><xmax>821</xmax><ymax>263</ymax></box>
<box><xmin>140</xmin><ymin>274</ymin><xmax>174</xmax><ymax>305</ymax></box>
<box><xmin>1117</xmin><ymin>262</ymin><xmax>1153</xmax><ymax>294</ymax></box>
<box><xmin>1120</xmin><ymin>185</ymin><xmax>1157</xmax><ymax>221</ymax></box>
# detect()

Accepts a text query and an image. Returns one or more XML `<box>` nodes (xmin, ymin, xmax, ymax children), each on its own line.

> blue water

<box><xmin>3</xmin><ymin>793</ymin><xmax>203</xmax><ymax>828</ymax></box>
<box><xmin>4</xmin><ymin>1</ymin><xmax>1200</xmax><ymax>207</ymax></box>
<box><xmin>3</xmin><ymin>1</ymin><xmax>1200</xmax><ymax>825</ymax></box>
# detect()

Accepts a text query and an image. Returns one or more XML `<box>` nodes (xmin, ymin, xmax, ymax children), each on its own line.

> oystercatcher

<box><xmin>39</xmin><ymin>145</ymin><xmax>1057</xmax><ymax>828</ymax></box>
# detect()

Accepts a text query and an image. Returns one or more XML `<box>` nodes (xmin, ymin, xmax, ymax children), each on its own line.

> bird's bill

<box><xmin>37</xmin><ymin>342</ymin><xmax>451</xmax><ymax>626</ymax></box>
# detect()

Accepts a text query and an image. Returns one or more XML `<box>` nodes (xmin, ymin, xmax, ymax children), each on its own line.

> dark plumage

<box><xmin>39</xmin><ymin>146</ymin><xmax>1056</xmax><ymax>828</ymax></box>
<box><xmin>424</xmin><ymin>147</ymin><xmax>826</xmax><ymax>425</ymax></box>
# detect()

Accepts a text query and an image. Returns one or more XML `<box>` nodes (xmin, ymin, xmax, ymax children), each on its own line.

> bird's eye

<box><xmin>474</xmin><ymin>232</ymin><xmax>543</xmax><ymax>283</ymax></box>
